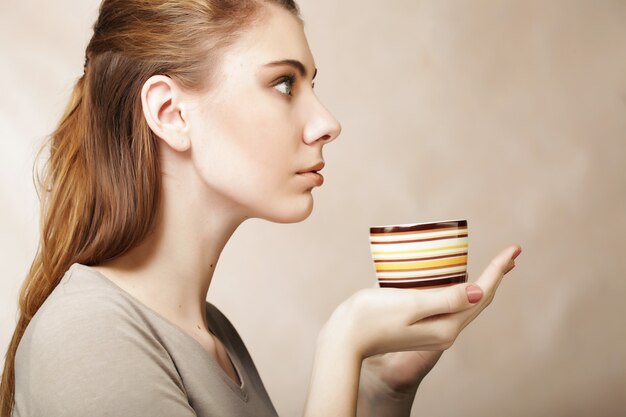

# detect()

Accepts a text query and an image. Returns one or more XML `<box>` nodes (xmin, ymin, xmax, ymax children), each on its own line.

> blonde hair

<box><xmin>0</xmin><ymin>0</ymin><xmax>300</xmax><ymax>415</ymax></box>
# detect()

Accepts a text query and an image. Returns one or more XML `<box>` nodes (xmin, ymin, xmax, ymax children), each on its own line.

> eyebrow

<box><xmin>263</xmin><ymin>59</ymin><xmax>318</xmax><ymax>80</ymax></box>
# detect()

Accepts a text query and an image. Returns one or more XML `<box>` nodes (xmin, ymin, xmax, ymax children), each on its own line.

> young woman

<box><xmin>0</xmin><ymin>0</ymin><xmax>521</xmax><ymax>416</ymax></box>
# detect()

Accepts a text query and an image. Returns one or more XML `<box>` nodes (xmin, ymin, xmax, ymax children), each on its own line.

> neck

<box><xmin>92</xmin><ymin>166</ymin><xmax>247</xmax><ymax>333</ymax></box>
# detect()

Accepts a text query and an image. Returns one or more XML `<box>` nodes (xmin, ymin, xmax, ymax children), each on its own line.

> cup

<box><xmin>369</xmin><ymin>219</ymin><xmax>468</xmax><ymax>290</ymax></box>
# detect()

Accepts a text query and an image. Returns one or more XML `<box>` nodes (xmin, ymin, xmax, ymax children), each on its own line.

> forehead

<box><xmin>220</xmin><ymin>5</ymin><xmax>315</xmax><ymax>76</ymax></box>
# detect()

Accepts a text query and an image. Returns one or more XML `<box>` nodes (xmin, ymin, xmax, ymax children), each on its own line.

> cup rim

<box><xmin>370</xmin><ymin>218</ymin><xmax>467</xmax><ymax>234</ymax></box>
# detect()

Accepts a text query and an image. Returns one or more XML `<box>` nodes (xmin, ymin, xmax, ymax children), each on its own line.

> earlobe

<box><xmin>141</xmin><ymin>75</ymin><xmax>191</xmax><ymax>152</ymax></box>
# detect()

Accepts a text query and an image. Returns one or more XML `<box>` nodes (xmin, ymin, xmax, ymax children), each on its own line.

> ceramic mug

<box><xmin>369</xmin><ymin>219</ymin><xmax>468</xmax><ymax>290</ymax></box>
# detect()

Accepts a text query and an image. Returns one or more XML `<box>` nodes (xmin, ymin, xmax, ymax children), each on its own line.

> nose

<box><xmin>302</xmin><ymin>96</ymin><xmax>342</xmax><ymax>145</ymax></box>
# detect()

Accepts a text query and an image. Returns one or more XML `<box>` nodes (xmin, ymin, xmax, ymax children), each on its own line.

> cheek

<box><xmin>223</xmin><ymin>112</ymin><xmax>287</xmax><ymax>179</ymax></box>
<box><xmin>189</xmin><ymin>106</ymin><xmax>293</xmax><ymax>200</ymax></box>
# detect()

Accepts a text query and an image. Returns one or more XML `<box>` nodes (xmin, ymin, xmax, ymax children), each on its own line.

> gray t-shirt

<box><xmin>13</xmin><ymin>263</ymin><xmax>279</xmax><ymax>417</ymax></box>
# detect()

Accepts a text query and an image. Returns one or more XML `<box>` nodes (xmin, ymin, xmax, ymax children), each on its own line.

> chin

<box><xmin>261</xmin><ymin>195</ymin><xmax>315</xmax><ymax>224</ymax></box>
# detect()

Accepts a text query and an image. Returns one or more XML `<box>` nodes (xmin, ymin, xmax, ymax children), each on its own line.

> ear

<box><xmin>141</xmin><ymin>75</ymin><xmax>191</xmax><ymax>152</ymax></box>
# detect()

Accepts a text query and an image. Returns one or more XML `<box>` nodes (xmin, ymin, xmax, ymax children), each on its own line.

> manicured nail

<box><xmin>466</xmin><ymin>284</ymin><xmax>483</xmax><ymax>303</ymax></box>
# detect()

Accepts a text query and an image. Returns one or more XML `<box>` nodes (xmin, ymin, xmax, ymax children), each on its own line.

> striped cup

<box><xmin>369</xmin><ymin>219</ymin><xmax>468</xmax><ymax>290</ymax></box>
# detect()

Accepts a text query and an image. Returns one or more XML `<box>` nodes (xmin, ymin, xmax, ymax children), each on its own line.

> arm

<box><xmin>303</xmin><ymin>245</ymin><xmax>521</xmax><ymax>417</ymax></box>
<box><xmin>303</xmin><ymin>323</ymin><xmax>362</xmax><ymax>416</ymax></box>
<box><xmin>355</xmin><ymin>350</ymin><xmax>447</xmax><ymax>416</ymax></box>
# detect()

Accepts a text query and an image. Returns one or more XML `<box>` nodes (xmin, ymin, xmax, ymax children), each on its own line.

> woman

<box><xmin>0</xmin><ymin>0</ymin><xmax>521</xmax><ymax>416</ymax></box>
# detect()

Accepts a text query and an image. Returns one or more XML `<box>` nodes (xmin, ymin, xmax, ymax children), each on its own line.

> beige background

<box><xmin>1</xmin><ymin>0</ymin><xmax>625</xmax><ymax>416</ymax></box>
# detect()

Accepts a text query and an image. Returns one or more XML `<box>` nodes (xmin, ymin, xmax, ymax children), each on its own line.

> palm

<box><xmin>362</xmin><ymin>350</ymin><xmax>444</xmax><ymax>395</ymax></box>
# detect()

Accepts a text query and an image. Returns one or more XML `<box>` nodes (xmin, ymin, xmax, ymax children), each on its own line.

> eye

<box><xmin>273</xmin><ymin>75</ymin><xmax>296</xmax><ymax>96</ymax></box>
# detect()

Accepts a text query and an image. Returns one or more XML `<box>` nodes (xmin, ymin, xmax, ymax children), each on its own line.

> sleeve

<box><xmin>16</xmin><ymin>293</ymin><xmax>198</xmax><ymax>417</ymax></box>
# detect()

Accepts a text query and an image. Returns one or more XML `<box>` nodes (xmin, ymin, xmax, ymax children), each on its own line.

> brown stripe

<box><xmin>370</xmin><ymin>220</ymin><xmax>467</xmax><ymax>234</ymax></box>
<box><xmin>374</xmin><ymin>252</ymin><xmax>468</xmax><ymax>263</ymax></box>
<box><xmin>378</xmin><ymin>271</ymin><xmax>467</xmax><ymax>281</ymax></box>
<box><xmin>370</xmin><ymin>233</ymin><xmax>468</xmax><ymax>245</ymax></box>
<box><xmin>378</xmin><ymin>275</ymin><xmax>467</xmax><ymax>289</ymax></box>
<box><xmin>370</xmin><ymin>226</ymin><xmax>466</xmax><ymax>238</ymax></box>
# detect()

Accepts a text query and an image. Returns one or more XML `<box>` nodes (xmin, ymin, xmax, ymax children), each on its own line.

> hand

<box><xmin>309</xmin><ymin>245</ymin><xmax>521</xmax><ymax>417</ymax></box>
<box><xmin>355</xmin><ymin>245</ymin><xmax>522</xmax><ymax>408</ymax></box>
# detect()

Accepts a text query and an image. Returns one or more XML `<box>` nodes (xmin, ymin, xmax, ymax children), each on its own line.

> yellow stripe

<box><xmin>376</xmin><ymin>256</ymin><xmax>467</xmax><ymax>272</ymax></box>
<box><xmin>371</xmin><ymin>244</ymin><xmax>467</xmax><ymax>256</ymax></box>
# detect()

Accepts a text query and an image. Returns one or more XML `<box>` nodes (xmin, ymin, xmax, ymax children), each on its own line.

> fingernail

<box><xmin>512</xmin><ymin>246</ymin><xmax>522</xmax><ymax>260</ymax></box>
<box><xmin>466</xmin><ymin>284</ymin><xmax>483</xmax><ymax>303</ymax></box>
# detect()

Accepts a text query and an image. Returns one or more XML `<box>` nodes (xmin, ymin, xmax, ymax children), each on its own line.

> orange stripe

<box><xmin>376</xmin><ymin>266</ymin><xmax>466</xmax><ymax>276</ymax></box>
<box><xmin>376</xmin><ymin>257</ymin><xmax>467</xmax><ymax>272</ymax></box>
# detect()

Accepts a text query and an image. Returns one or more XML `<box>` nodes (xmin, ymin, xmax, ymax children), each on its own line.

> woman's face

<box><xmin>185</xmin><ymin>4</ymin><xmax>341</xmax><ymax>223</ymax></box>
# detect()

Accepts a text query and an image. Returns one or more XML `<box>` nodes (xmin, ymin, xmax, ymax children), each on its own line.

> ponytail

<box><xmin>0</xmin><ymin>63</ymin><xmax>162</xmax><ymax>414</ymax></box>
<box><xmin>0</xmin><ymin>57</ymin><xmax>166</xmax><ymax>416</ymax></box>
<box><xmin>0</xmin><ymin>74</ymin><xmax>88</xmax><ymax>415</ymax></box>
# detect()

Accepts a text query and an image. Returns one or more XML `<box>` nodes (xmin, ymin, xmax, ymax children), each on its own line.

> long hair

<box><xmin>0</xmin><ymin>0</ymin><xmax>300</xmax><ymax>414</ymax></box>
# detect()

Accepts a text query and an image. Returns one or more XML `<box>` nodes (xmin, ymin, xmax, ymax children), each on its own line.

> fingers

<box><xmin>454</xmin><ymin>244</ymin><xmax>522</xmax><ymax>329</ymax></box>
<box><xmin>407</xmin><ymin>282</ymin><xmax>485</xmax><ymax>322</ymax></box>
<box><xmin>473</xmin><ymin>245</ymin><xmax>521</xmax><ymax>297</ymax></box>
<box><xmin>408</xmin><ymin>244</ymin><xmax>522</xmax><ymax>323</ymax></box>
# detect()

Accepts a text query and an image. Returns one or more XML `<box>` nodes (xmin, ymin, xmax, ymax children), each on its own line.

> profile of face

<box><xmin>147</xmin><ymin>4</ymin><xmax>342</xmax><ymax>225</ymax></box>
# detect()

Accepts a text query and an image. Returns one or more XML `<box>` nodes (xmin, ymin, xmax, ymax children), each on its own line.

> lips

<box><xmin>297</xmin><ymin>161</ymin><xmax>325</xmax><ymax>175</ymax></box>
<box><xmin>297</xmin><ymin>161</ymin><xmax>325</xmax><ymax>186</ymax></box>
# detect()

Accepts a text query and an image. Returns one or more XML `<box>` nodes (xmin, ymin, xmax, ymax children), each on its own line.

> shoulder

<box><xmin>16</xmin><ymin>263</ymin><xmax>171</xmax><ymax>376</ymax></box>
<box><xmin>23</xmin><ymin>264</ymin><xmax>154</xmax><ymax>348</ymax></box>
<box><xmin>14</xmin><ymin>264</ymin><xmax>195</xmax><ymax>416</ymax></box>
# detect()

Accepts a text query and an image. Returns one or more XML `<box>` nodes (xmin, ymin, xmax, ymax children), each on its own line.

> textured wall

<box><xmin>1</xmin><ymin>1</ymin><xmax>625</xmax><ymax>416</ymax></box>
